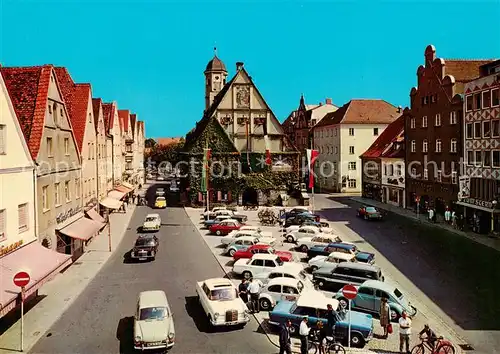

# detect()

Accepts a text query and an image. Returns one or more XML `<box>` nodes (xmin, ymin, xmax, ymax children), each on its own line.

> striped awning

<box><xmin>108</xmin><ymin>190</ymin><xmax>126</xmax><ymax>200</ymax></box>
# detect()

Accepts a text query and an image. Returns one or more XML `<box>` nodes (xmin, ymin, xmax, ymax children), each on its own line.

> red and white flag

<box><xmin>306</xmin><ymin>149</ymin><xmax>319</xmax><ymax>189</ymax></box>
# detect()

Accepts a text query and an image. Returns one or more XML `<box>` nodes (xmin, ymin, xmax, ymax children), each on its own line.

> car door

<box><xmin>281</xmin><ymin>285</ymin><xmax>300</xmax><ymax>302</ymax></box>
<box><xmin>266</xmin><ymin>284</ymin><xmax>283</xmax><ymax>303</ymax></box>
<box><xmin>263</xmin><ymin>259</ymin><xmax>277</xmax><ymax>273</ymax></box>
<box><xmin>355</xmin><ymin>286</ymin><xmax>376</xmax><ymax>312</ymax></box>
<box><xmin>250</xmin><ymin>259</ymin><xmax>265</xmax><ymax>273</ymax></box>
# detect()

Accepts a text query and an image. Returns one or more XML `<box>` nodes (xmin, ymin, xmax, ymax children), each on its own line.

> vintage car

<box><xmin>283</xmin><ymin>213</ymin><xmax>321</xmax><ymax>228</ymax></box>
<box><xmin>155</xmin><ymin>187</ymin><xmax>165</xmax><ymax>196</ymax></box>
<box><xmin>232</xmin><ymin>244</ymin><xmax>293</xmax><ymax>262</ymax></box>
<box><xmin>142</xmin><ymin>214</ymin><xmax>161</xmax><ymax>232</ymax></box>
<box><xmin>202</xmin><ymin>206</ymin><xmax>227</xmax><ymax>218</ymax></box>
<box><xmin>268</xmin><ymin>291</ymin><xmax>373</xmax><ymax>348</ymax></box>
<box><xmin>196</xmin><ymin>278</ymin><xmax>250</xmax><ymax>327</ymax></box>
<box><xmin>284</xmin><ymin>223</ymin><xmax>333</xmax><ymax>235</ymax></box>
<box><xmin>221</xmin><ymin>230</ymin><xmax>276</xmax><ymax>246</ymax></box>
<box><xmin>204</xmin><ymin>209</ymin><xmax>248</xmax><ymax>223</ymax></box>
<box><xmin>209</xmin><ymin>219</ymin><xmax>242</xmax><ymax>236</ymax></box>
<box><xmin>169</xmin><ymin>183</ymin><xmax>179</xmax><ymax>192</ymax></box>
<box><xmin>232</xmin><ymin>253</ymin><xmax>294</xmax><ymax>279</ymax></box>
<box><xmin>130</xmin><ymin>234</ymin><xmax>159</xmax><ymax>261</ymax></box>
<box><xmin>258</xmin><ymin>277</ymin><xmax>305</xmax><ymax>311</ymax></box>
<box><xmin>154</xmin><ymin>196</ymin><xmax>167</xmax><ymax>209</ymax></box>
<box><xmin>156</xmin><ymin>175</ymin><xmax>165</xmax><ymax>181</ymax></box>
<box><xmin>296</xmin><ymin>235</ymin><xmax>346</xmax><ymax>252</ymax></box>
<box><xmin>307</xmin><ymin>242</ymin><xmax>375</xmax><ymax>264</ymax></box>
<box><xmin>224</xmin><ymin>236</ymin><xmax>270</xmax><ymax>256</ymax></box>
<box><xmin>204</xmin><ymin>215</ymin><xmax>233</xmax><ymax>228</ymax></box>
<box><xmin>357</xmin><ymin>206</ymin><xmax>383</xmax><ymax>220</ymax></box>
<box><xmin>280</xmin><ymin>207</ymin><xmax>310</xmax><ymax>219</ymax></box>
<box><xmin>308</xmin><ymin>252</ymin><xmax>356</xmax><ymax>272</ymax></box>
<box><xmin>284</xmin><ymin>226</ymin><xmax>333</xmax><ymax>243</ymax></box>
<box><xmin>228</xmin><ymin>227</ymin><xmax>272</xmax><ymax>238</ymax></box>
<box><xmin>313</xmin><ymin>262</ymin><xmax>384</xmax><ymax>290</ymax></box>
<box><xmin>334</xmin><ymin>280</ymin><xmax>417</xmax><ymax>320</ymax></box>
<box><xmin>253</xmin><ymin>264</ymin><xmax>314</xmax><ymax>289</ymax></box>
<box><xmin>134</xmin><ymin>290</ymin><xmax>175</xmax><ymax>351</ymax></box>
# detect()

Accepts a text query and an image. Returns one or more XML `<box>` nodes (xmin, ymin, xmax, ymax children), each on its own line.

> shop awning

<box><xmin>122</xmin><ymin>182</ymin><xmax>135</xmax><ymax>190</ymax></box>
<box><xmin>86</xmin><ymin>208</ymin><xmax>106</xmax><ymax>224</ymax></box>
<box><xmin>108</xmin><ymin>190</ymin><xmax>126</xmax><ymax>200</ymax></box>
<box><xmin>100</xmin><ymin>197</ymin><xmax>123</xmax><ymax>210</ymax></box>
<box><xmin>456</xmin><ymin>201</ymin><xmax>500</xmax><ymax>213</ymax></box>
<box><xmin>0</xmin><ymin>241</ymin><xmax>72</xmax><ymax>317</ymax></box>
<box><xmin>115</xmin><ymin>185</ymin><xmax>132</xmax><ymax>193</ymax></box>
<box><xmin>59</xmin><ymin>217</ymin><xmax>103</xmax><ymax>241</ymax></box>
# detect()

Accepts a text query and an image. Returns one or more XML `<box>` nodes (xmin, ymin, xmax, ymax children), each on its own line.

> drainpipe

<box><xmin>111</xmin><ymin>134</ymin><xmax>115</xmax><ymax>188</ymax></box>
<box><xmin>33</xmin><ymin>161</ymin><xmax>39</xmax><ymax>242</ymax></box>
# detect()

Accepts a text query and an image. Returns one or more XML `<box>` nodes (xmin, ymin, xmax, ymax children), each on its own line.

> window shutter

<box><xmin>0</xmin><ymin>209</ymin><xmax>5</xmax><ymax>238</ymax></box>
<box><xmin>18</xmin><ymin>204</ymin><xmax>28</xmax><ymax>232</ymax></box>
<box><xmin>0</xmin><ymin>125</ymin><xmax>5</xmax><ymax>153</ymax></box>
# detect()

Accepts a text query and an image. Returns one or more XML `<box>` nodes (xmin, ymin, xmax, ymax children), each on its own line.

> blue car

<box><xmin>268</xmin><ymin>290</ymin><xmax>373</xmax><ymax>348</ymax></box>
<box><xmin>203</xmin><ymin>215</ymin><xmax>232</xmax><ymax>228</ymax></box>
<box><xmin>307</xmin><ymin>242</ymin><xmax>375</xmax><ymax>264</ymax></box>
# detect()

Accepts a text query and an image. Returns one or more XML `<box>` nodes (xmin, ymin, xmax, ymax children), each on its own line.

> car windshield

<box><xmin>210</xmin><ymin>288</ymin><xmax>237</xmax><ymax>301</ymax></box>
<box><xmin>157</xmin><ymin>188</ymin><xmax>164</xmax><ymax>192</ymax></box>
<box><xmin>145</xmin><ymin>217</ymin><xmax>157</xmax><ymax>222</ymax></box>
<box><xmin>156</xmin><ymin>197</ymin><xmax>165</xmax><ymax>201</ymax></box>
<box><xmin>139</xmin><ymin>306</ymin><xmax>166</xmax><ymax>321</ymax></box>
<box><xmin>136</xmin><ymin>238</ymin><xmax>154</xmax><ymax>247</ymax></box>
<box><xmin>366</xmin><ymin>207</ymin><xmax>377</xmax><ymax>213</ymax></box>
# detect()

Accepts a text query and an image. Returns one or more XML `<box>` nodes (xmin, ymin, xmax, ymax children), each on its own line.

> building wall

<box><xmin>136</xmin><ymin>123</ymin><xmax>145</xmax><ymax>183</ymax></box>
<box><xmin>95</xmin><ymin>104</ymin><xmax>108</xmax><ymax>200</ymax></box>
<box><xmin>111</xmin><ymin>107</ymin><xmax>122</xmax><ymax>185</ymax></box>
<box><xmin>0</xmin><ymin>76</ymin><xmax>37</xmax><ymax>248</ymax></box>
<box><xmin>313</xmin><ymin>124</ymin><xmax>341</xmax><ymax>190</ymax></box>
<box><xmin>81</xmin><ymin>92</ymin><xmax>98</xmax><ymax>207</ymax></box>
<box><xmin>381</xmin><ymin>157</ymin><xmax>406</xmax><ymax>207</ymax></box>
<box><xmin>106</xmin><ymin>135</ymin><xmax>113</xmax><ymax>191</ymax></box>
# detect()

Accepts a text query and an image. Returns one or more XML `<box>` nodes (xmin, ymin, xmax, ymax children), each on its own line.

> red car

<box><xmin>232</xmin><ymin>244</ymin><xmax>293</xmax><ymax>262</ymax></box>
<box><xmin>209</xmin><ymin>219</ymin><xmax>242</xmax><ymax>235</ymax></box>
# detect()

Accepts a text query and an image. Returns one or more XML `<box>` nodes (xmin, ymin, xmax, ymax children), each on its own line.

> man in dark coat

<box><xmin>279</xmin><ymin>319</ymin><xmax>292</xmax><ymax>354</ymax></box>
<box><xmin>326</xmin><ymin>303</ymin><xmax>340</xmax><ymax>336</ymax></box>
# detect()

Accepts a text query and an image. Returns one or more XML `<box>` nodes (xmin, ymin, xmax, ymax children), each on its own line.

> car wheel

<box><xmin>288</xmin><ymin>324</ymin><xmax>298</xmax><ymax>336</ymax></box>
<box><xmin>299</xmin><ymin>245</ymin><xmax>308</xmax><ymax>252</ymax></box>
<box><xmin>350</xmin><ymin>333</ymin><xmax>364</xmax><ymax>348</ymax></box>
<box><xmin>390</xmin><ymin>310</ymin><xmax>400</xmax><ymax>322</ymax></box>
<box><xmin>242</xmin><ymin>271</ymin><xmax>252</xmax><ymax>280</ymax></box>
<box><xmin>338</xmin><ymin>297</ymin><xmax>348</xmax><ymax>309</ymax></box>
<box><xmin>286</xmin><ymin>235</ymin><xmax>294</xmax><ymax>243</ymax></box>
<box><xmin>259</xmin><ymin>298</ymin><xmax>272</xmax><ymax>311</ymax></box>
<box><xmin>317</xmin><ymin>280</ymin><xmax>324</xmax><ymax>288</ymax></box>
<box><xmin>216</xmin><ymin>230</ymin><xmax>222</xmax><ymax>236</ymax></box>
<box><xmin>228</xmin><ymin>249</ymin><xmax>236</xmax><ymax>257</ymax></box>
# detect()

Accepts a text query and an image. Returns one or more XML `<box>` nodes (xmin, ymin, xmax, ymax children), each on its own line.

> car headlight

<box><xmin>134</xmin><ymin>336</ymin><xmax>142</xmax><ymax>342</ymax></box>
<box><xmin>168</xmin><ymin>332</ymin><xmax>175</xmax><ymax>341</ymax></box>
<box><xmin>214</xmin><ymin>312</ymin><xmax>220</xmax><ymax>319</ymax></box>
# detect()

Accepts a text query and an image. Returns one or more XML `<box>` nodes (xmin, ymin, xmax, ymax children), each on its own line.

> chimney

<box><xmin>397</xmin><ymin>105</ymin><xmax>402</xmax><ymax>113</ymax></box>
<box><xmin>236</xmin><ymin>62</ymin><xmax>244</xmax><ymax>71</ymax></box>
<box><xmin>325</xmin><ymin>98</ymin><xmax>332</xmax><ymax>105</ymax></box>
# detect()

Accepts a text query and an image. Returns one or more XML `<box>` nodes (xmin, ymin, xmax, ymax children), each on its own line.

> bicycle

<box><xmin>306</xmin><ymin>330</ymin><xmax>346</xmax><ymax>354</ymax></box>
<box><xmin>411</xmin><ymin>336</ymin><xmax>455</xmax><ymax>354</ymax></box>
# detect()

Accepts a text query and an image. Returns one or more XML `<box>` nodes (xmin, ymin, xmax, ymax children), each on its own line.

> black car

<box><xmin>283</xmin><ymin>213</ymin><xmax>319</xmax><ymax>228</ymax></box>
<box><xmin>313</xmin><ymin>262</ymin><xmax>384</xmax><ymax>290</ymax></box>
<box><xmin>131</xmin><ymin>234</ymin><xmax>159</xmax><ymax>261</ymax></box>
<box><xmin>306</xmin><ymin>242</ymin><xmax>375</xmax><ymax>264</ymax></box>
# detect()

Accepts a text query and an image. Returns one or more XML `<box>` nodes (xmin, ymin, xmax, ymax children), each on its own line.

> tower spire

<box><xmin>214</xmin><ymin>46</ymin><xmax>217</xmax><ymax>57</ymax></box>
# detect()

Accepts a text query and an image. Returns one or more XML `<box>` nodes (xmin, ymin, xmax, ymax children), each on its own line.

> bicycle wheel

<box><xmin>307</xmin><ymin>341</ymin><xmax>318</xmax><ymax>354</ymax></box>
<box><xmin>411</xmin><ymin>343</ymin><xmax>426</xmax><ymax>354</ymax></box>
<box><xmin>436</xmin><ymin>343</ymin><xmax>455</xmax><ymax>354</ymax></box>
<box><xmin>326</xmin><ymin>342</ymin><xmax>346</xmax><ymax>354</ymax></box>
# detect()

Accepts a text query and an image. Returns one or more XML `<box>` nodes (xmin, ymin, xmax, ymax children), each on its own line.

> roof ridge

<box><xmin>443</xmin><ymin>58</ymin><xmax>496</xmax><ymax>62</ymax></box>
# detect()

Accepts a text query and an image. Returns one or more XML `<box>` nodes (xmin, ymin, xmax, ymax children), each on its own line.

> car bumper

<box><xmin>134</xmin><ymin>341</ymin><xmax>174</xmax><ymax>350</ymax></box>
<box><xmin>131</xmin><ymin>253</ymin><xmax>155</xmax><ymax>260</ymax></box>
<box><xmin>142</xmin><ymin>226</ymin><xmax>160</xmax><ymax>231</ymax></box>
<box><xmin>210</xmin><ymin>315</ymin><xmax>250</xmax><ymax>326</ymax></box>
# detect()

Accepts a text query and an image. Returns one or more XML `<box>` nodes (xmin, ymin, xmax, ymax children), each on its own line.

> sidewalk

<box><xmin>350</xmin><ymin>196</ymin><xmax>500</xmax><ymax>252</ymax></box>
<box><xmin>0</xmin><ymin>189</ymin><xmax>143</xmax><ymax>353</ymax></box>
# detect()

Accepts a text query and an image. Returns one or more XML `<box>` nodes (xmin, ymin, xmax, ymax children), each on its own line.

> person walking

<box><xmin>379</xmin><ymin>297</ymin><xmax>391</xmax><ymax>338</ymax></box>
<box><xmin>326</xmin><ymin>303</ymin><xmax>339</xmax><ymax>336</ymax></box>
<box><xmin>279</xmin><ymin>319</ymin><xmax>292</xmax><ymax>354</ymax></box>
<box><xmin>316</xmin><ymin>321</ymin><xmax>327</xmax><ymax>354</ymax></box>
<box><xmin>398</xmin><ymin>310</ymin><xmax>412</xmax><ymax>354</ymax></box>
<box><xmin>428</xmin><ymin>208</ymin><xmax>434</xmax><ymax>222</ymax></box>
<box><xmin>299</xmin><ymin>316</ymin><xmax>310</xmax><ymax>354</ymax></box>
<box><xmin>444</xmin><ymin>207</ymin><xmax>451</xmax><ymax>224</ymax></box>
<box><xmin>238</xmin><ymin>279</ymin><xmax>249</xmax><ymax>304</ymax></box>
<box><xmin>247</xmin><ymin>278</ymin><xmax>261</xmax><ymax>313</ymax></box>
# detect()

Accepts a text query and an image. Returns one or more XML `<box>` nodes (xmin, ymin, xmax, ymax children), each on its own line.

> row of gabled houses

<box><xmin>0</xmin><ymin>65</ymin><xmax>145</xmax><ymax>318</ymax></box>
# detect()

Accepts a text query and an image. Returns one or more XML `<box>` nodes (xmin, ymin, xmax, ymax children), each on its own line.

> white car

<box><xmin>258</xmin><ymin>277</ymin><xmax>305</xmax><ymax>311</ymax></box>
<box><xmin>202</xmin><ymin>207</ymin><xmax>227</xmax><ymax>218</ymax></box>
<box><xmin>196</xmin><ymin>278</ymin><xmax>250</xmax><ymax>327</ymax></box>
<box><xmin>285</xmin><ymin>224</ymin><xmax>334</xmax><ymax>235</ymax></box>
<box><xmin>228</xmin><ymin>226</ymin><xmax>272</xmax><ymax>238</ymax></box>
<box><xmin>225</xmin><ymin>236</ymin><xmax>269</xmax><ymax>256</ymax></box>
<box><xmin>169</xmin><ymin>183</ymin><xmax>179</xmax><ymax>192</ymax></box>
<box><xmin>285</xmin><ymin>226</ymin><xmax>331</xmax><ymax>243</ymax></box>
<box><xmin>142</xmin><ymin>214</ymin><xmax>161</xmax><ymax>232</ymax></box>
<box><xmin>253</xmin><ymin>264</ymin><xmax>314</xmax><ymax>289</ymax></box>
<box><xmin>221</xmin><ymin>231</ymin><xmax>276</xmax><ymax>246</ymax></box>
<box><xmin>134</xmin><ymin>290</ymin><xmax>175</xmax><ymax>350</ymax></box>
<box><xmin>232</xmin><ymin>253</ymin><xmax>294</xmax><ymax>279</ymax></box>
<box><xmin>296</xmin><ymin>235</ymin><xmax>343</xmax><ymax>252</ymax></box>
<box><xmin>308</xmin><ymin>252</ymin><xmax>356</xmax><ymax>272</ymax></box>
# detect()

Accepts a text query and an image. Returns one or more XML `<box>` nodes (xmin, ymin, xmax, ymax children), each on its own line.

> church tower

<box><xmin>204</xmin><ymin>48</ymin><xmax>228</xmax><ymax>110</ymax></box>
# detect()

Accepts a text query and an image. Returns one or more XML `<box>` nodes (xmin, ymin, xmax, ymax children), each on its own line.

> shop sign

<box><xmin>0</xmin><ymin>239</ymin><xmax>24</xmax><ymax>257</ymax></box>
<box><xmin>56</xmin><ymin>207</ymin><xmax>82</xmax><ymax>224</ymax></box>
<box><xmin>461</xmin><ymin>198</ymin><xmax>493</xmax><ymax>209</ymax></box>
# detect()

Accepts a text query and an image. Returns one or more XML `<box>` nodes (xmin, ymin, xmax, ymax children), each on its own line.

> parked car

<box><xmin>268</xmin><ymin>290</ymin><xmax>374</xmax><ymax>348</ymax></box>
<box><xmin>253</xmin><ymin>264</ymin><xmax>314</xmax><ymax>289</ymax></box>
<box><xmin>284</xmin><ymin>223</ymin><xmax>333</xmax><ymax>235</ymax></box>
<box><xmin>154</xmin><ymin>197</ymin><xmax>167</xmax><ymax>209</ymax></box>
<box><xmin>204</xmin><ymin>215</ymin><xmax>233</xmax><ymax>228</ymax></box>
<box><xmin>308</xmin><ymin>252</ymin><xmax>356</xmax><ymax>272</ymax></box>
<box><xmin>283</xmin><ymin>213</ymin><xmax>320</xmax><ymax>228</ymax></box>
<box><xmin>334</xmin><ymin>280</ymin><xmax>417</xmax><ymax>321</ymax></box>
<box><xmin>228</xmin><ymin>226</ymin><xmax>272</xmax><ymax>238</ymax></box>
<box><xmin>155</xmin><ymin>188</ymin><xmax>165</xmax><ymax>196</ymax></box>
<box><xmin>202</xmin><ymin>206</ymin><xmax>227</xmax><ymax>218</ymax></box>
<box><xmin>142</xmin><ymin>214</ymin><xmax>161</xmax><ymax>232</ymax></box>
<box><xmin>224</xmin><ymin>236</ymin><xmax>270</xmax><ymax>256</ymax></box>
<box><xmin>285</xmin><ymin>226</ymin><xmax>332</xmax><ymax>243</ymax></box>
<box><xmin>156</xmin><ymin>176</ymin><xmax>165</xmax><ymax>181</ymax></box>
<box><xmin>306</xmin><ymin>242</ymin><xmax>375</xmax><ymax>264</ymax></box>
<box><xmin>357</xmin><ymin>206</ymin><xmax>383</xmax><ymax>220</ymax></box>
<box><xmin>232</xmin><ymin>253</ymin><xmax>291</xmax><ymax>279</ymax></box>
<box><xmin>209</xmin><ymin>219</ymin><xmax>242</xmax><ymax>235</ymax></box>
<box><xmin>313</xmin><ymin>262</ymin><xmax>384</xmax><ymax>290</ymax></box>
<box><xmin>258</xmin><ymin>277</ymin><xmax>305</xmax><ymax>311</ymax></box>
<box><xmin>296</xmin><ymin>235</ymin><xmax>345</xmax><ymax>252</ymax></box>
<box><xmin>169</xmin><ymin>183</ymin><xmax>179</xmax><ymax>192</ymax></box>
<box><xmin>205</xmin><ymin>209</ymin><xmax>247</xmax><ymax>223</ymax></box>
<box><xmin>232</xmin><ymin>244</ymin><xmax>293</xmax><ymax>262</ymax></box>
<box><xmin>134</xmin><ymin>290</ymin><xmax>175</xmax><ymax>351</ymax></box>
<box><xmin>281</xmin><ymin>207</ymin><xmax>310</xmax><ymax>219</ymax></box>
<box><xmin>221</xmin><ymin>230</ymin><xmax>275</xmax><ymax>246</ymax></box>
<box><xmin>130</xmin><ymin>234</ymin><xmax>159</xmax><ymax>261</ymax></box>
<box><xmin>196</xmin><ymin>278</ymin><xmax>250</xmax><ymax>327</ymax></box>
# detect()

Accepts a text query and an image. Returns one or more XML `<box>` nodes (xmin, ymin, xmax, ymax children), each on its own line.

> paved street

<box><xmin>29</xmin><ymin>183</ymin><xmax>276</xmax><ymax>354</ymax></box>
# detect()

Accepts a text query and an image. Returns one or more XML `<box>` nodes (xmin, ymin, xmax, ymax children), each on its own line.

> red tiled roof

<box><xmin>1</xmin><ymin>65</ymin><xmax>52</xmax><ymax>159</ymax></box>
<box><xmin>316</xmin><ymin>99</ymin><xmax>400</xmax><ymax>128</ymax></box>
<box><xmin>92</xmin><ymin>98</ymin><xmax>102</xmax><ymax>131</ymax></box>
<box><xmin>361</xmin><ymin>114</ymin><xmax>405</xmax><ymax>158</ymax></box>
<box><xmin>102</xmin><ymin>102</ymin><xmax>118</xmax><ymax>134</ymax></box>
<box><xmin>157</xmin><ymin>137</ymin><xmax>181</xmax><ymax>146</ymax></box>
<box><xmin>130</xmin><ymin>113</ymin><xmax>137</xmax><ymax>136</ymax></box>
<box><xmin>443</xmin><ymin>59</ymin><xmax>494</xmax><ymax>82</ymax></box>
<box><xmin>118</xmin><ymin>109</ymin><xmax>130</xmax><ymax>132</ymax></box>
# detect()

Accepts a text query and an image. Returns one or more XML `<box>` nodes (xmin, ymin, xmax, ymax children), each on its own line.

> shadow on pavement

<box><xmin>116</xmin><ymin>316</ymin><xmax>135</xmax><ymax>354</ymax></box>
<box><xmin>0</xmin><ymin>294</ymin><xmax>47</xmax><ymax>336</ymax></box>
<box><xmin>320</xmin><ymin>196</ymin><xmax>500</xmax><ymax>332</ymax></box>
<box><xmin>184</xmin><ymin>296</ymin><xmax>244</xmax><ymax>334</ymax></box>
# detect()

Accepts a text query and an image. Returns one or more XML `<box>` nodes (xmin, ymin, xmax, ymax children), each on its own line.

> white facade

<box><xmin>80</xmin><ymin>89</ymin><xmax>98</xmax><ymax>207</ymax></box>
<box><xmin>381</xmin><ymin>157</ymin><xmax>406</xmax><ymax>207</ymax></box>
<box><xmin>110</xmin><ymin>105</ymin><xmax>123</xmax><ymax>185</ymax></box>
<box><xmin>314</xmin><ymin>123</ymin><xmax>389</xmax><ymax>192</ymax></box>
<box><xmin>0</xmin><ymin>75</ymin><xmax>37</xmax><ymax>249</ymax></box>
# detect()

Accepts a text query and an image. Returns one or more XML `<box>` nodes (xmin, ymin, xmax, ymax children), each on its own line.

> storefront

<box><xmin>0</xmin><ymin>240</ymin><xmax>72</xmax><ymax>317</ymax></box>
<box><xmin>362</xmin><ymin>182</ymin><xmax>382</xmax><ymax>202</ymax></box>
<box><xmin>383</xmin><ymin>185</ymin><xmax>405</xmax><ymax>208</ymax></box>
<box><xmin>456</xmin><ymin>198</ymin><xmax>500</xmax><ymax>234</ymax></box>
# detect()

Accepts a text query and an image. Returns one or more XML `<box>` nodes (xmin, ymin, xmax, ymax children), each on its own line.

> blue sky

<box><xmin>1</xmin><ymin>1</ymin><xmax>499</xmax><ymax>138</ymax></box>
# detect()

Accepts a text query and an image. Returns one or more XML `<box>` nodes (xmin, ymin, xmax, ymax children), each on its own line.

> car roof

<box><xmin>267</xmin><ymin>277</ymin><xmax>300</xmax><ymax>287</ymax></box>
<box><xmin>327</xmin><ymin>242</ymin><xmax>355</xmax><ymax>249</ymax></box>
<box><xmin>298</xmin><ymin>226</ymin><xmax>317</xmax><ymax>231</ymax></box>
<box><xmin>146</xmin><ymin>213</ymin><xmax>160</xmax><ymax>218</ymax></box>
<box><xmin>240</xmin><ymin>225</ymin><xmax>259</xmax><ymax>230</ymax></box>
<box><xmin>138</xmin><ymin>290</ymin><xmax>168</xmax><ymax>308</ymax></box>
<box><xmin>203</xmin><ymin>277</ymin><xmax>234</xmax><ymax>290</ymax></box>
<box><xmin>248</xmin><ymin>244</ymin><xmax>269</xmax><ymax>249</ymax></box>
<box><xmin>296</xmin><ymin>290</ymin><xmax>339</xmax><ymax>310</ymax></box>
<box><xmin>328</xmin><ymin>252</ymin><xmax>355</xmax><ymax>260</ymax></box>
<box><xmin>337</xmin><ymin>262</ymin><xmax>380</xmax><ymax>271</ymax></box>
<box><xmin>156</xmin><ymin>196</ymin><xmax>165</xmax><ymax>200</ymax></box>
<box><xmin>220</xmin><ymin>218</ymin><xmax>239</xmax><ymax>223</ymax></box>
<box><xmin>231</xmin><ymin>236</ymin><xmax>259</xmax><ymax>242</ymax></box>
<box><xmin>137</xmin><ymin>234</ymin><xmax>155</xmax><ymax>240</ymax></box>
<box><xmin>361</xmin><ymin>279</ymin><xmax>392</xmax><ymax>291</ymax></box>
<box><xmin>252</xmin><ymin>253</ymin><xmax>280</xmax><ymax>260</ymax></box>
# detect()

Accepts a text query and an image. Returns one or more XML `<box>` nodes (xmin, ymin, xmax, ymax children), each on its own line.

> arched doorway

<box><xmin>242</xmin><ymin>187</ymin><xmax>258</xmax><ymax>206</ymax></box>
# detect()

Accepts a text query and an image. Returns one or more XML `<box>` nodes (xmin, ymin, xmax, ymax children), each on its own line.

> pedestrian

<box><xmin>247</xmin><ymin>278</ymin><xmax>261</xmax><ymax>313</ymax></box>
<box><xmin>326</xmin><ymin>303</ymin><xmax>339</xmax><ymax>336</ymax></box>
<box><xmin>451</xmin><ymin>211</ymin><xmax>457</xmax><ymax>228</ymax></box>
<box><xmin>316</xmin><ymin>321</ymin><xmax>327</xmax><ymax>354</ymax></box>
<box><xmin>379</xmin><ymin>297</ymin><xmax>391</xmax><ymax>338</ymax></box>
<box><xmin>398</xmin><ymin>310</ymin><xmax>412</xmax><ymax>354</ymax></box>
<box><xmin>238</xmin><ymin>279</ymin><xmax>249</xmax><ymax>304</ymax></box>
<box><xmin>279</xmin><ymin>319</ymin><xmax>292</xmax><ymax>354</ymax></box>
<box><xmin>299</xmin><ymin>316</ymin><xmax>310</xmax><ymax>354</ymax></box>
<box><xmin>428</xmin><ymin>208</ymin><xmax>435</xmax><ymax>222</ymax></box>
<box><xmin>444</xmin><ymin>207</ymin><xmax>451</xmax><ymax>223</ymax></box>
